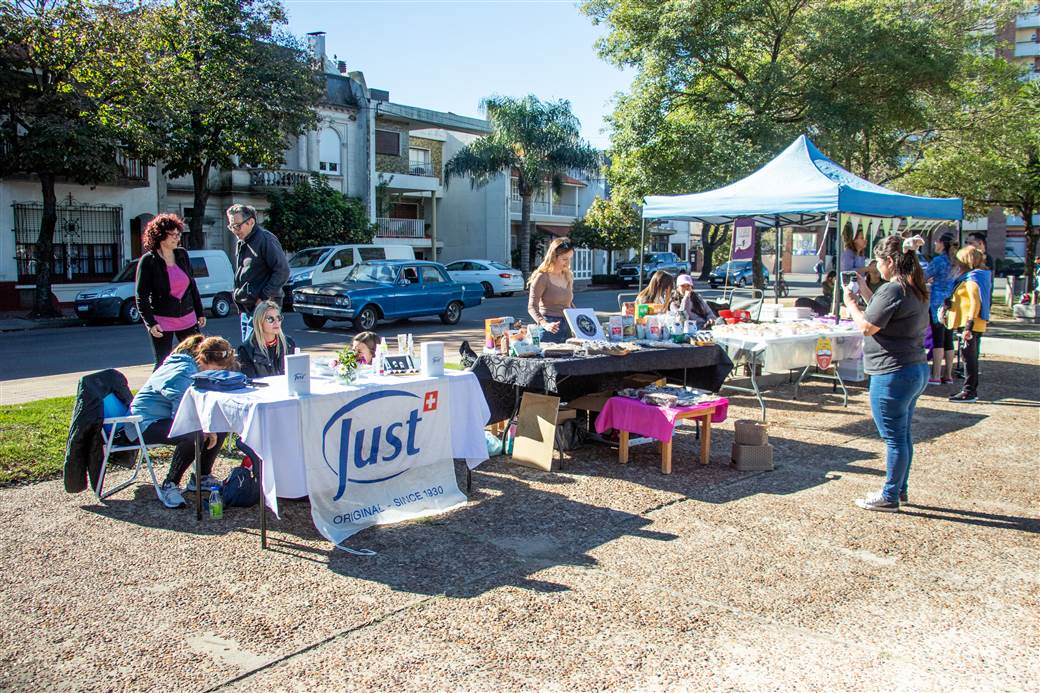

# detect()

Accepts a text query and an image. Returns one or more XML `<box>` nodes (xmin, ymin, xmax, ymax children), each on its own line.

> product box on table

<box><xmin>733</xmin><ymin>419</ymin><xmax>768</xmax><ymax>446</ymax></box>
<box><xmin>484</xmin><ymin>317</ymin><xmax>515</xmax><ymax>344</ymax></box>
<box><xmin>730</xmin><ymin>442</ymin><xmax>774</xmax><ymax>471</ymax></box>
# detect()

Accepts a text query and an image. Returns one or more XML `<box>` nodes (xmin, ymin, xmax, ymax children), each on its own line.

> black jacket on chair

<box><xmin>135</xmin><ymin>248</ymin><xmax>204</xmax><ymax>329</ymax></box>
<box><xmin>64</xmin><ymin>369</ymin><xmax>133</xmax><ymax>493</ymax></box>
<box><xmin>237</xmin><ymin>335</ymin><xmax>297</xmax><ymax>379</ymax></box>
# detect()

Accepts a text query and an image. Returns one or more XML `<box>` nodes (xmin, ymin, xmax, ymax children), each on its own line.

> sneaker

<box><xmin>941</xmin><ymin>377</ymin><xmax>954</xmax><ymax>385</ymax></box>
<box><xmin>927</xmin><ymin>378</ymin><xmax>942</xmax><ymax>386</ymax></box>
<box><xmin>899</xmin><ymin>491</ymin><xmax>908</xmax><ymax>504</ymax></box>
<box><xmin>185</xmin><ymin>474</ymin><xmax>222</xmax><ymax>492</ymax></box>
<box><xmin>158</xmin><ymin>481</ymin><xmax>186</xmax><ymax>509</ymax></box>
<box><xmin>855</xmin><ymin>492</ymin><xmax>900</xmax><ymax>512</ymax></box>
<box><xmin>948</xmin><ymin>391</ymin><xmax>977</xmax><ymax>403</ymax></box>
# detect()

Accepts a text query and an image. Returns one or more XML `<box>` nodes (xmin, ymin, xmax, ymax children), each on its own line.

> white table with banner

<box><xmin>170</xmin><ymin>370</ymin><xmax>490</xmax><ymax>551</ymax></box>
<box><xmin>712</xmin><ymin>325</ymin><xmax>865</xmax><ymax>420</ymax></box>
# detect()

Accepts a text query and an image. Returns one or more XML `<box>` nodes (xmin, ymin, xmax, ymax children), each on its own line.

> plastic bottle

<box><xmin>505</xmin><ymin>421</ymin><xmax>517</xmax><ymax>455</ymax></box>
<box><xmin>406</xmin><ymin>333</ymin><xmax>414</xmax><ymax>358</ymax></box>
<box><xmin>209</xmin><ymin>486</ymin><xmax>223</xmax><ymax>519</ymax></box>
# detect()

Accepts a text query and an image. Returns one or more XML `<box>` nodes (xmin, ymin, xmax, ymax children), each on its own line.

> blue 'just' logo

<box><xmin>321</xmin><ymin>390</ymin><xmax>423</xmax><ymax>501</ymax></box>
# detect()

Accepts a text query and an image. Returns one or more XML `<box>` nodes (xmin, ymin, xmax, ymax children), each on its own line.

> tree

<box><xmin>583</xmin><ymin>0</ymin><xmax>1015</xmax><ymax>289</ymax></box>
<box><xmin>265</xmin><ymin>174</ymin><xmax>374</xmax><ymax>252</ymax></box>
<box><xmin>699</xmin><ymin>224</ymin><xmax>727</xmax><ymax>280</ymax></box>
<box><xmin>444</xmin><ymin>95</ymin><xmax>600</xmax><ymax>275</ymax></box>
<box><xmin>121</xmin><ymin>0</ymin><xmax>323</xmax><ymax>248</ymax></box>
<box><xmin>0</xmin><ymin>0</ymin><xmax>132</xmax><ymax>317</ymax></box>
<box><xmin>570</xmin><ymin>197</ymin><xmax>641</xmax><ymax>272</ymax></box>
<box><xmin>906</xmin><ymin>77</ymin><xmax>1040</xmax><ymax>296</ymax></box>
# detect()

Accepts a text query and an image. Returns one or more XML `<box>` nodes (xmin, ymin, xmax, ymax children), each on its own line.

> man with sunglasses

<box><xmin>227</xmin><ymin>204</ymin><xmax>290</xmax><ymax>343</ymax></box>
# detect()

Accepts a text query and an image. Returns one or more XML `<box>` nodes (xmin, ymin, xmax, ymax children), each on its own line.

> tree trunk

<box><xmin>189</xmin><ymin>165</ymin><xmax>211</xmax><ymax>250</ymax></box>
<box><xmin>752</xmin><ymin>223</ymin><xmax>765</xmax><ymax>290</ymax></box>
<box><xmin>30</xmin><ymin>173</ymin><xmax>61</xmax><ymax>318</ymax></box>
<box><xmin>519</xmin><ymin>193</ymin><xmax>533</xmax><ymax>276</ymax></box>
<box><xmin>1022</xmin><ymin>203</ymin><xmax>1037</xmax><ymax>300</ymax></box>
<box><xmin>698</xmin><ymin>224</ymin><xmax>722</xmax><ymax>280</ymax></box>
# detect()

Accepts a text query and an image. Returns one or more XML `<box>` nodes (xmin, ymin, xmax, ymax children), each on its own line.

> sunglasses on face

<box><xmin>557</xmin><ymin>241</ymin><xmax>573</xmax><ymax>251</ymax></box>
<box><xmin>227</xmin><ymin>218</ymin><xmax>252</xmax><ymax>232</ymax></box>
<box><xmin>263</xmin><ymin>315</ymin><xmax>283</xmax><ymax>324</ymax></box>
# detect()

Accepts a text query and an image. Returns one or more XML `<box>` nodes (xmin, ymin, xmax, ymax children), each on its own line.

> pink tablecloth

<box><xmin>595</xmin><ymin>396</ymin><xmax>729</xmax><ymax>443</ymax></box>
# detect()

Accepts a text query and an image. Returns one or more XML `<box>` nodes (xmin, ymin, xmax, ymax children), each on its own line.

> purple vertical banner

<box><xmin>731</xmin><ymin>217</ymin><xmax>756</xmax><ymax>261</ymax></box>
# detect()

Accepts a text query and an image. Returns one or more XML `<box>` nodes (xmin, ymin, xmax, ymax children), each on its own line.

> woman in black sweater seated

<box><xmin>135</xmin><ymin>214</ymin><xmax>207</xmax><ymax>369</ymax></box>
<box><xmin>236</xmin><ymin>300</ymin><xmax>297</xmax><ymax>378</ymax></box>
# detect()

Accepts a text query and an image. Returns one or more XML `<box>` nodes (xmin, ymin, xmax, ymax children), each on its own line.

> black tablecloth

<box><xmin>471</xmin><ymin>344</ymin><xmax>734</xmax><ymax>422</ymax></box>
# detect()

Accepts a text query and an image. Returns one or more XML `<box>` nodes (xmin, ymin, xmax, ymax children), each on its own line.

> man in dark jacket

<box><xmin>227</xmin><ymin>204</ymin><xmax>290</xmax><ymax>343</ymax></box>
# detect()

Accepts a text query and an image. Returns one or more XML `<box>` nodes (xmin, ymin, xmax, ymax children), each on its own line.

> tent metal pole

<box><xmin>774</xmin><ymin>216</ymin><xmax>781</xmax><ymax>304</ymax></box>
<box><xmin>958</xmin><ymin>219</ymin><xmax>963</xmax><ymax>247</ymax></box>
<box><xmin>638</xmin><ymin>211</ymin><xmax>646</xmax><ymax>296</ymax></box>
<box><xmin>830</xmin><ymin>213</ymin><xmax>841</xmax><ymax>318</ymax></box>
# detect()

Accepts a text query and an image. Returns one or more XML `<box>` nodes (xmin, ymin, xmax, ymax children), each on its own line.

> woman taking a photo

<box><xmin>843</xmin><ymin>235</ymin><xmax>930</xmax><ymax>512</ymax></box>
<box><xmin>942</xmin><ymin>246</ymin><xmax>991</xmax><ymax>404</ymax></box>
<box><xmin>527</xmin><ymin>238</ymin><xmax>576</xmax><ymax>344</ymax></box>
<box><xmin>135</xmin><ymin>214</ymin><xmax>206</xmax><ymax>369</ymax></box>
<box><xmin>237</xmin><ymin>300</ymin><xmax>297</xmax><ymax>378</ymax></box>
<box><xmin>127</xmin><ymin>335</ymin><xmax>236</xmax><ymax>508</ymax></box>
<box><xmin>675</xmin><ymin>274</ymin><xmax>715</xmax><ymax>328</ymax></box>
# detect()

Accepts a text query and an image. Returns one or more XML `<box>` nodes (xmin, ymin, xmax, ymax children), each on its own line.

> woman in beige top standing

<box><xmin>527</xmin><ymin>237</ymin><xmax>576</xmax><ymax>343</ymax></box>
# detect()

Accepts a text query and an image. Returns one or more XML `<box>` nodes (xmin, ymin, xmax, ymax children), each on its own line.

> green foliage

<box><xmin>905</xmin><ymin>77</ymin><xmax>1040</xmax><ymax>294</ymax></box>
<box><xmin>0</xmin><ymin>0</ymin><xmax>135</xmax><ymax>317</ymax></box>
<box><xmin>116</xmin><ymin>0</ymin><xmax>323</xmax><ymax>246</ymax></box>
<box><xmin>712</xmin><ymin>235</ymin><xmax>731</xmax><ymax>269</ymax></box>
<box><xmin>0</xmin><ymin>395</ymin><xmax>76</xmax><ymax>485</ymax></box>
<box><xmin>571</xmin><ymin>197</ymin><xmax>642</xmax><ymax>272</ymax></box>
<box><xmin>444</xmin><ymin>95</ymin><xmax>600</xmax><ymax>274</ymax></box>
<box><xmin>266</xmin><ymin>175</ymin><xmax>374</xmax><ymax>252</ymax></box>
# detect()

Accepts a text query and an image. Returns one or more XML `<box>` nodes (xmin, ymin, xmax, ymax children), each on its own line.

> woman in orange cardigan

<box><xmin>941</xmin><ymin>246</ymin><xmax>992</xmax><ymax>403</ymax></box>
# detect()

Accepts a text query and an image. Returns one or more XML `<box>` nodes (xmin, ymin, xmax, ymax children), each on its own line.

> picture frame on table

<box><xmin>564</xmin><ymin>308</ymin><xmax>605</xmax><ymax>341</ymax></box>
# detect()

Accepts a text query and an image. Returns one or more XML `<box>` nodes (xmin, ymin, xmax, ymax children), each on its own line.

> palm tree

<box><xmin>444</xmin><ymin>95</ymin><xmax>600</xmax><ymax>275</ymax></box>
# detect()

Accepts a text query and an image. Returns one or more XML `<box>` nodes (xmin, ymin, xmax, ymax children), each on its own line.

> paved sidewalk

<box><xmin>0</xmin><ymin>356</ymin><xmax>1036</xmax><ymax>690</ymax></box>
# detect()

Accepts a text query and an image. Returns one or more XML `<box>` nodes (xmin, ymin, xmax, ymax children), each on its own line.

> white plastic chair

<box><xmin>93</xmin><ymin>413</ymin><xmax>164</xmax><ymax>503</ymax></box>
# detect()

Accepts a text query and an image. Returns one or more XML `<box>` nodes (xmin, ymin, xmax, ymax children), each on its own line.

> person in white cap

<box><xmin>675</xmin><ymin>274</ymin><xmax>716</xmax><ymax>329</ymax></box>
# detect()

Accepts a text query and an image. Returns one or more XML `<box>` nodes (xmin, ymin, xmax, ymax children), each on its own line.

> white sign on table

<box><xmin>299</xmin><ymin>378</ymin><xmax>467</xmax><ymax>543</ymax></box>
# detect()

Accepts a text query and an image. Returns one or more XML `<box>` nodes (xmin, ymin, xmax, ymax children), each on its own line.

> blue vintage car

<box><xmin>292</xmin><ymin>260</ymin><xmax>485</xmax><ymax>331</ymax></box>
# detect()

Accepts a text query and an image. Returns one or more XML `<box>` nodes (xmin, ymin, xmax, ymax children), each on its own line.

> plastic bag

<box><xmin>485</xmin><ymin>430</ymin><xmax>504</xmax><ymax>457</ymax></box>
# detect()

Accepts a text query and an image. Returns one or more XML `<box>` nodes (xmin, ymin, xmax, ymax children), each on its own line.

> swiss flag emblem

<box><xmin>423</xmin><ymin>390</ymin><xmax>439</xmax><ymax>412</ymax></box>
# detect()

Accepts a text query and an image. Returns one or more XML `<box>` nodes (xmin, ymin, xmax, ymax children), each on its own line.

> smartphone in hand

<box><xmin>841</xmin><ymin>271</ymin><xmax>860</xmax><ymax>293</ymax></box>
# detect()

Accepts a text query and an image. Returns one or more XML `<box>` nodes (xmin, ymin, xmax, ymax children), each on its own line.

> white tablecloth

<box><xmin>171</xmin><ymin>370</ymin><xmax>490</xmax><ymax>515</ymax></box>
<box><xmin>713</xmin><ymin>328</ymin><xmax>864</xmax><ymax>374</ymax></box>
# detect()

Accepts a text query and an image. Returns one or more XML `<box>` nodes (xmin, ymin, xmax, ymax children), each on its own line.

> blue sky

<box><xmin>282</xmin><ymin>0</ymin><xmax>634</xmax><ymax>148</ymax></box>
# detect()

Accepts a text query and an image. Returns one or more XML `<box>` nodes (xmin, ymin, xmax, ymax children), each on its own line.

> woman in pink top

<box><xmin>527</xmin><ymin>237</ymin><xmax>576</xmax><ymax>344</ymax></box>
<box><xmin>134</xmin><ymin>214</ymin><xmax>206</xmax><ymax>369</ymax></box>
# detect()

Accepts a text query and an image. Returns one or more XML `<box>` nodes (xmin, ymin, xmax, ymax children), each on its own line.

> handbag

<box><xmin>221</xmin><ymin>464</ymin><xmax>260</xmax><ymax>507</ymax></box>
<box><xmin>190</xmin><ymin>370</ymin><xmax>249</xmax><ymax>392</ymax></box>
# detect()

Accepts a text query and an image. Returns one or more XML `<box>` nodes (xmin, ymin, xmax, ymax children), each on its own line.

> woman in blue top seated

<box><xmin>924</xmin><ymin>232</ymin><xmax>959</xmax><ymax>385</ymax></box>
<box><xmin>129</xmin><ymin>334</ymin><xmax>237</xmax><ymax>508</ymax></box>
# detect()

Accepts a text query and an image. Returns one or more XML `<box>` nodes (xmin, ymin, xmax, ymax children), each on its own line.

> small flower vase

<box><xmin>336</xmin><ymin>368</ymin><xmax>356</xmax><ymax>385</ymax></box>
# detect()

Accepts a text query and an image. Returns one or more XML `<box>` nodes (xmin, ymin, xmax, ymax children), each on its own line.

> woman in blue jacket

<box><xmin>924</xmin><ymin>232</ymin><xmax>959</xmax><ymax>385</ymax></box>
<box><xmin>129</xmin><ymin>334</ymin><xmax>237</xmax><ymax>508</ymax></box>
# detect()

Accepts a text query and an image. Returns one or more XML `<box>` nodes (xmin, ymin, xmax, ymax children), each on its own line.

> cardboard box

<box><xmin>730</xmin><ymin>442</ymin><xmax>774</xmax><ymax>471</ymax></box>
<box><xmin>733</xmin><ymin>419</ymin><xmax>768</xmax><ymax>446</ymax></box>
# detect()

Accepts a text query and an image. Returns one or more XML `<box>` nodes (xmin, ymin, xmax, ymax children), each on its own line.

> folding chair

<box><xmin>93</xmin><ymin>408</ymin><xmax>164</xmax><ymax>503</ymax></box>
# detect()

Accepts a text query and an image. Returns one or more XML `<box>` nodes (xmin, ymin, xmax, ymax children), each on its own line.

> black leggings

<box><xmin>148</xmin><ymin>325</ymin><xmax>201</xmax><ymax>370</ymax></box>
<box><xmin>962</xmin><ymin>331</ymin><xmax>982</xmax><ymax>396</ymax></box>
<box><xmin>930</xmin><ymin>320</ymin><xmax>954</xmax><ymax>351</ymax></box>
<box><xmin>141</xmin><ymin>419</ymin><xmax>226</xmax><ymax>485</ymax></box>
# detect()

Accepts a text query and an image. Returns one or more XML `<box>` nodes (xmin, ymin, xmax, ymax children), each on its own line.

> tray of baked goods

<box><xmin>565</xmin><ymin>338</ymin><xmax>643</xmax><ymax>356</ymax></box>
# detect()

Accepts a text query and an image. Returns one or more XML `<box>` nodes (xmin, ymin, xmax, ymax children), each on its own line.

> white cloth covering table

<box><xmin>170</xmin><ymin>370</ymin><xmax>490</xmax><ymax>522</ymax></box>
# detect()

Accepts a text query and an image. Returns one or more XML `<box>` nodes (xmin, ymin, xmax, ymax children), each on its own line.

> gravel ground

<box><xmin>0</xmin><ymin>356</ymin><xmax>1037</xmax><ymax>691</ymax></box>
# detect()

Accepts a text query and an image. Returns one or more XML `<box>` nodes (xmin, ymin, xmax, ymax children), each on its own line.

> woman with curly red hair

<box><xmin>135</xmin><ymin>213</ymin><xmax>207</xmax><ymax>369</ymax></box>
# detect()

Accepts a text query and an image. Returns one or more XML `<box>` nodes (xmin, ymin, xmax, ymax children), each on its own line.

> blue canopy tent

<box><xmin>638</xmin><ymin>135</ymin><xmax>963</xmax><ymax>301</ymax></box>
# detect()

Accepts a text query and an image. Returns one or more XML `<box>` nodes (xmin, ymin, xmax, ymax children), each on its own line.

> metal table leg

<box><xmin>258</xmin><ymin>455</ymin><xmax>267</xmax><ymax>549</ymax></box>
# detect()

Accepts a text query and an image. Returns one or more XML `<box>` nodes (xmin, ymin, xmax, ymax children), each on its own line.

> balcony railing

<box><xmin>1014</xmin><ymin>40</ymin><xmax>1040</xmax><ymax>57</ymax></box>
<box><xmin>1017</xmin><ymin>10</ymin><xmax>1040</xmax><ymax>29</ymax></box>
<box><xmin>509</xmin><ymin>198</ymin><xmax>578</xmax><ymax>216</ymax></box>
<box><xmin>115</xmin><ymin>151</ymin><xmax>147</xmax><ymax>181</ymax></box>
<box><xmin>249</xmin><ymin>169</ymin><xmax>311</xmax><ymax>189</ymax></box>
<box><xmin>376</xmin><ymin>218</ymin><xmax>425</xmax><ymax>239</ymax></box>
<box><xmin>408</xmin><ymin>162</ymin><xmax>435</xmax><ymax>177</ymax></box>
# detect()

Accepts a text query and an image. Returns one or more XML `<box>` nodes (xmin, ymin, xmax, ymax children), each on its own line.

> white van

<box><xmin>285</xmin><ymin>244</ymin><xmax>415</xmax><ymax>305</ymax></box>
<box><xmin>74</xmin><ymin>250</ymin><xmax>235</xmax><ymax>324</ymax></box>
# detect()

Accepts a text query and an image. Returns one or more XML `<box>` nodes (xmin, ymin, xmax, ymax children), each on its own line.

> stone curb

<box><xmin>981</xmin><ymin>336</ymin><xmax>1040</xmax><ymax>362</ymax></box>
<box><xmin>0</xmin><ymin>317</ymin><xmax>82</xmax><ymax>333</ymax></box>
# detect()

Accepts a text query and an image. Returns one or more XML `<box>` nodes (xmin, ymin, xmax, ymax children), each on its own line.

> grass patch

<box><xmin>0</xmin><ymin>395</ymin><xmax>74</xmax><ymax>485</ymax></box>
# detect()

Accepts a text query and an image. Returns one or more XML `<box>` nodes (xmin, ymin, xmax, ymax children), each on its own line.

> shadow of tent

<box><xmin>553</xmin><ymin>428</ymin><xmax>882</xmax><ymax>506</ymax></box>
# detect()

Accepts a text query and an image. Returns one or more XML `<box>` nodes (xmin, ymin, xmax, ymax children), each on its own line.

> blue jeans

<box><xmin>869</xmin><ymin>363</ymin><xmax>928</xmax><ymax>502</ymax></box>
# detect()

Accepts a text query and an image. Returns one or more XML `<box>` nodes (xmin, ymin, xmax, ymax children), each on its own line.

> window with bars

<box><xmin>13</xmin><ymin>202</ymin><xmax>123</xmax><ymax>283</ymax></box>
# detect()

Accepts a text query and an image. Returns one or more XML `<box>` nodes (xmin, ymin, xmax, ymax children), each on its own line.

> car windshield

<box><xmin>346</xmin><ymin>263</ymin><xmax>396</xmax><ymax>283</ymax></box>
<box><xmin>289</xmin><ymin>248</ymin><xmax>330</xmax><ymax>268</ymax></box>
<box><xmin>489</xmin><ymin>261</ymin><xmax>513</xmax><ymax>271</ymax></box>
<box><xmin>718</xmin><ymin>261</ymin><xmax>749</xmax><ymax>271</ymax></box>
<box><xmin>113</xmin><ymin>261</ymin><xmax>138</xmax><ymax>282</ymax></box>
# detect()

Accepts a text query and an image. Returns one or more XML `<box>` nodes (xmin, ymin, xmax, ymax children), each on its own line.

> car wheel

<box><xmin>211</xmin><ymin>293</ymin><xmax>232</xmax><ymax>318</ymax></box>
<box><xmin>440</xmin><ymin>301</ymin><xmax>463</xmax><ymax>325</ymax></box>
<box><xmin>302</xmin><ymin>314</ymin><xmax>327</xmax><ymax>329</ymax></box>
<box><xmin>119</xmin><ymin>299</ymin><xmax>141</xmax><ymax>325</ymax></box>
<box><xmin>353</xmin><ymin>305</ymin><xmax>379</xmax><ymax>332</ymax></box>
<box><xmin>737</xmin><ymin>278</ymin><xmax>746</xmax><ymax>288</ymax></box>
<box><xmin>501</xmin><ymin>291</ymin><xmax>514</xmax><ymax>297</ymax></box>
<box><xmin>481</xmin><ymin>281</ymin><xmax>494</xmax><ymax>298</ymax></box>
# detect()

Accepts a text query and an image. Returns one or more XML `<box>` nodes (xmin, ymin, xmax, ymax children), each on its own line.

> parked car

<box><xmin>292</xmin><ymin>260</ymin><xmax>485</xmax><ymax>331</ymax></box>
<box><xmin>74</xmin><ymin>250</ymin><xmax>234</xmax><ymax>324</ymax></box>
<box><xmin>444</xmin><ymin>259</ymin><xmax>524</xmax><ymax>297</ymax></box>
<box><xmin>708</xmin><ymin>260</ymin><xmax>770</xmax><ymax>288</ymax></box>
<box><xmin>283</xmin><ymin>243</ymin><xmax>415</xmax><ymax>309</ymax></box>
<box><xmin>615</xmin><ymin>252</ymin><xmax>685</xmax><ymax>286</ymax></box>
